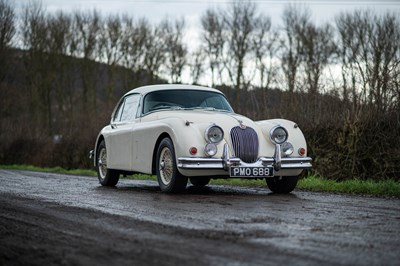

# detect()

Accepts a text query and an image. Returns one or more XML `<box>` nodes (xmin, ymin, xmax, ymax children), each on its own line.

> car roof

<box><xmin>124</xmin><ymin>84</ymin><xmax>223</xmax><ymax>96</ymax></box>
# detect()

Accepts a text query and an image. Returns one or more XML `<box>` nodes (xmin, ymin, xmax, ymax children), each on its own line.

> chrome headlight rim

<box><xmin>269</xmin><ymin>126</ymin><xmax>288</xmax><ymax>145</ymax></box>
<box><xmin>204</xmin><ymin>124</ymin><xmax>224</xmax><ymax>144</ymax></box>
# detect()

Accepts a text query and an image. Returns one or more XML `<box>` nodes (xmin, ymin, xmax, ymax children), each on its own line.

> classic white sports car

<box><xmin>91</xmin><ymin>84</ymin><xmax>312</xmax><ymax>193</ymax></box>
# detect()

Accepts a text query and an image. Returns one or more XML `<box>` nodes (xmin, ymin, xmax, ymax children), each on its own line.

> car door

<box><xmin>107</xmin><ymin>94</ymin><xmax>141</xmax><ymax>170</ymax></box>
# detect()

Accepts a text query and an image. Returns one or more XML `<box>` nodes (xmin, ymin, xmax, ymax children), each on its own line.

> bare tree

<box><xmin>221</xmin><ymin>0</ymin><xmax>264</xmax><ymax>112</ymax></box>
<box><xmin>73</xmin><ymin>9</ymin><xmax>101</xmax><ymax>110</ymax></box>
<box><xmin>252</xmin><ymin>16</ymin><xmax>279</xmax><ymax>90</ymax></box>
<box><xmin>120</xmin><ymin>16</ymin><xmax>149</xmax><ymax>73</ymax></box>
<box><xmin>299</xmin><ymin>23</ymin><xmax>336</xmax><ymax>95</ymax></box>
<box><xmin>223</xmin><ymin>0</ymin><xmax>256</xmax><ymax>89</ymax></box>
<box><xmin>0</xmin><ymin>0</ymin><xmax>15</xmax><ymax>48</ymax></box>
<box><xmin>0</xmin><ymin>0</ymin><xmax>16</xmax><ymax>128</ymax></box>
<box><xmin>367</xmin><ymin>13</ymin><xmax>400</xmax><ymax>112</ymax></box>
<box><xmin>99</xmin><ymin>14</ymin><xmax>123</xmax><ymax>66</ymax></box>
<box><xmin>336</xmin><ymin>10</ymin><xmax>400</xmax><ymax>112</ymax></box>
<box><xmin>161</xmin><ymin>18</ymin><xmax>187</xmax><ymax>83</ymax></box>
<box><xmin>280</xmin><ymin>4</ymin><xmax>310</xmax><ymax>92</ymax></box>
<box><xmin>142</xmin><ymin>22</ymin><xmax>165</xmax><ymax>82</ymax></box>
<box><xmin>21</xmin><ymin>0</ymin><xmax>52</xmax><ymax>131</ymax></box>
<box><xmin>336</xmin><ymin>12</ymin><xmax>358</xmax><ymax>103</ymax></box>
<box><xmin>200</xmin><ymin>9</ymin><xmax>225</xmax><ymax>86</ymax></box>
<box><xmin>74</xmin><ymin>9</ymin><xmax>100</xmax><ymax>60</ymax></box>
<box><xmin>252</xmin><ymin>16</ymin><xmax>280</xmax><ymax>115</ymax></box>
<box><xmin>21</xmin><ymin>0</ymin><xmax>47</xmax><ymax>52</ymax></box>
<box><xmin>46</xmin><ymin>11</ymin><xmax>74</xmax><ymax>129</ymax></box>
<box><xmin>46</xmin><ymin>11</ymin><xmax>71</xmax><ymax>55</ymax></box>
<box><xmin>0</xmin><ymin>0</ymin><xmax>16</xmax><ymax>81</ymax></box>
<box><xmin>99</xmin><ymin>14</ymin><xmax>123</xmax><ymax>101</ymax></box>
<box><xmin>189</xmin><ymin>49</ymin><xmax>205</xmax><ymax>85</ymax></box>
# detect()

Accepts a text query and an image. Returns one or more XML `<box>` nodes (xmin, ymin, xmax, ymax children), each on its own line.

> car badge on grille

<box><xmin>239</xmin><ymin>120</ymin><xmax>247</xmax><ymax>129</ymax></box>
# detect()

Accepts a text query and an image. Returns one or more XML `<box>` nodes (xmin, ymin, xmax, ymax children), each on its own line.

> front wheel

<box><xmin>96</xmin><ymin>140</ymin><xmax>120</xmax><ymax>186</ymax></box>
<box><xmin>190</xmin><ymin>177</ymin><xmax>211</xmax><ymax>187</ymax></box>
<box><xmin>156</xmin><ymin>138</ymin><xmax>188</xmax><ymax>193</ymax></box>
<box><xmin>266</xmin><ymin>176</ymin><xmax>298</xmax><ymax>194</ymax></box>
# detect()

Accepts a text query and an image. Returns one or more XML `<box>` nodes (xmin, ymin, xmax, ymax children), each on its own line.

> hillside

<box><xmin>0</xmin><ymin>48</ymin><xmax>399</xmax><ymax>180</ymax></box>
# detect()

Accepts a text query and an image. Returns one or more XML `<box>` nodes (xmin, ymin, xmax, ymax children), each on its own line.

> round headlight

<box><xmin>281</xmin><ymin>142</ymin><xmax>294</xmax><ymax>156</ymax></box>
<box><xmin>205</xmin><ymin>125</ymin><xmax>224</xmax><ymax>143</ymax></box>
<box><xmin>270</xmin><ymin>126</ymin><xmax>288</xmax><ymax>144</ymax></box>
<box><xmin>205</xmin><ymin>143</ymin><xmax>217</xmax><ymax>156</ymax></box>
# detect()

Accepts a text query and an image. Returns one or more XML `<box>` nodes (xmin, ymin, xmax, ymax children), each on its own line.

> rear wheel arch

<box><xmin>93</xmin><ymin>135</ymin><xmax>105</xmax><ymax>167</ymax></box>
<box><xmin>96</xmin><ymin>135</ymin><xmax>105</xmax><ymax>153</ymax></box>
<box><xmin>96</xmin><ymin>139</ymin><xmax>120</xmax><ymax>186</ymax></box>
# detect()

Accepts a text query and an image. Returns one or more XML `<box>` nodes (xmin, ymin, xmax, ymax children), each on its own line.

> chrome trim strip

<box><xmin>177</xmin><ymin>157</ymin><xmax>224</xmax><ymax>169</ymax></box>
<box><xmin>178</xmin><ymin>143</ymin><xmax>312</xmax><ymax>171</ymax></box>
<box><xmin>177</xmin><ymin>157</ymin><xmax>312</xmax><ymax>170</ymax></box>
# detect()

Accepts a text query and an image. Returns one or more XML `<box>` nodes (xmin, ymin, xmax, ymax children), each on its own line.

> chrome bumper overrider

<box><xmin>177</xmin><ymin>144</ymin><xmax>312</xmax><ymax>171</ymax></box>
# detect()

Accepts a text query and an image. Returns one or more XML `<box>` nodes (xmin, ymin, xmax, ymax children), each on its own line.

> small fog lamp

<box><xmin>281</xmin><ymin>142</ymin><xmax>294</xmax><ymax>156</ymax></box>
<box><xmin>205</xmin><ymin>143</ymin><xmax>217</xmax><ymax>156</ymax></box>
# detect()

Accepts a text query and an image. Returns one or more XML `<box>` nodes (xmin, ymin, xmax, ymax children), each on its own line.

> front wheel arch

<box><xmin>152</xmin><ymin>133</ymin><xmax>172</xmax><ymax>175</ymax></box>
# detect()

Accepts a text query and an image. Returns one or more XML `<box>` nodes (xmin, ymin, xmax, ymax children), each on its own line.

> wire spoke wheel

<box><xmin>266</xmin><ymin>176</ymin><xmax>298</xmax><ymax>194</ymax></box>
<box><xmin>98</xmin><ymin>147</ymin><xmax>108</xmax><ymax>180</ymax></box>
<box><xmin>96</xmin><ymin>140</ymin><xmax>119</xmax><ymax>186</ymax></box>
<box><xmin>159</xmin><ymin>147</ymin><xmax>173</xmax><ymax>185</ymax></box>
<box><xmin>156</xmin><ymin>138</ymin><xmax>188</xmax><ymax>193</ymax></box>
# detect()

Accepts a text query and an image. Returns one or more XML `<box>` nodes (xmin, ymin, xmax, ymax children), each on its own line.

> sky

<box><xmin>14</xmin><ymin>0</ymin><xmax>400</xmax><ymax>84</ymax></box>
<box><xmin>16</xmin><ymin>0</ymin><xmax>400</xmax><ymax>49</ymax></box>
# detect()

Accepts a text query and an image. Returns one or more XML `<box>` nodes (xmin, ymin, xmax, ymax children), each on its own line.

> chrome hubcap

<box><xmin>160</xmin><ymin>161</ymin><xmax>165</xmax><ymax>170</ymax></box>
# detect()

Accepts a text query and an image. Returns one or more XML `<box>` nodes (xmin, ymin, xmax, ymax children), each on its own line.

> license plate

<box><xmin>230</xmin><ymin>166</ymin><xmax>274</xmax><ymax>178</ymax></box>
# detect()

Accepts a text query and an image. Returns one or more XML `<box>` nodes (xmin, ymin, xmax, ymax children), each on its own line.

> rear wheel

<box><xmin>156</xmin><ymin>138</ymin><xmax>188</xmax><ymax>193</ymax></box>
<box><xmin>96</xmin><ymin>140</ymin><xmax>120</xmax><ymax>186</ymax></box>
<box><xmin>266</xmin><ymin>176</ymin><xmax>298</xmax><ymax>194</ymax></box>
<box><xmin>190</xmin><ymin>177</ymin><xmax>211</xmax><ymax>187</ymax></box>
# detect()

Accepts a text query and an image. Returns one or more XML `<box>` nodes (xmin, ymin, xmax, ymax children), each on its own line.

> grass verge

<box><xmin>298</xmin><ymin>175</ymin><xmax>400</xmax><ymax>198</ymax></box>
<box><xmin>1</xmin><ymin>164</ymin><xmax>399</xmax><ymax>198</ymax></box>
<box><xmin>0</xmin><ymin>164</ymin><xmax>97</xmax><ymax>177</ymax></box>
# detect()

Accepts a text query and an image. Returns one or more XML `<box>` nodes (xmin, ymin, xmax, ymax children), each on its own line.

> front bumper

<box><xmin>178</xmin><ymin>144</ymin><xmax>312</xmax><ymax>171</ymax></box>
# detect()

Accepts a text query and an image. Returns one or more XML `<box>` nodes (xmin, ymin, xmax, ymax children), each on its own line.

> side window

<box><xmin>120</xmin><ymin>94</ymin><xmax>141</xmax><ymax>122</ymax></box>
<box><xmin>112</xmin><ymin>100</ymin><xmax>124</xmax><ymax>122</ymax></box>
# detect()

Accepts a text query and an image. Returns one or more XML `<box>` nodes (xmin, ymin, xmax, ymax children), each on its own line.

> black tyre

<box><xmin>190</xmin><ymin>177</ymin><xmax>211</xmax><ymax>187</ymax></box>
<box><xmin>156</xmin><ymin>138</ymin><xmax>188</xmax><ymax>193</ymax></box>
<box><xmin>96</xmin><ymin>140</ymin><xmax>120</xmax><ymax>186</ymax></box>
<box><xmin>266</xmin><ymin>176</ymin><xmax>298</xmax><ymax>194</ymax></box>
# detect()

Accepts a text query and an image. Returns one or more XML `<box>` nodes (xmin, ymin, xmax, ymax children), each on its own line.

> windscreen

<box><xmin>143</xmin><ymin>89</ymin><xmax>234</xmax><ymax>114</ymax></box>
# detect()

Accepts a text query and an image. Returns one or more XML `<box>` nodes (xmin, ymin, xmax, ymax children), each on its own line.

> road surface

<box><xmin>0</xmin><ymin>169</ymin><xmax>399</xmax><ymax>265</ymax></box>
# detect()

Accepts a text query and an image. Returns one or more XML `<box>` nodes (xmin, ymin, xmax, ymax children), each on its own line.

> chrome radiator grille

<box><xmin>230</xmin><ymin>126</ymin><xmax>259</xmax><ymax>163</ymax></box>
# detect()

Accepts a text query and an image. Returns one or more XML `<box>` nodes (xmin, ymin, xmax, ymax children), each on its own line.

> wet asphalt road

<box><xmin>0</xmin><ymin>169</ymin><xmax>399</xmax><ymax>266</ymax></box>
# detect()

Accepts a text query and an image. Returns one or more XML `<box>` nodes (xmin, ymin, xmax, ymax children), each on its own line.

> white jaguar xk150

<box><xmin>91</xmin><ymin>84</ymin><xmax>312</xmax><ymax>193</ymax></box>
